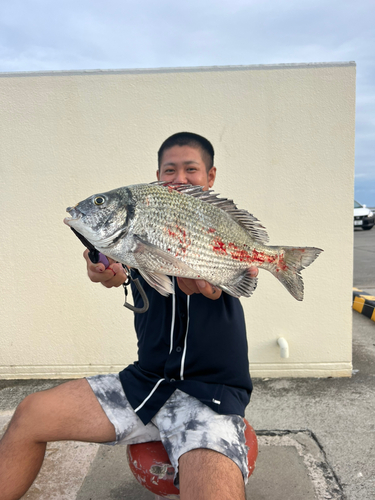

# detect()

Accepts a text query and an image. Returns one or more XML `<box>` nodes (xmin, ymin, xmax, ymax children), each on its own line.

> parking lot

<box><xmin>353</xmin><ymin>222</ymin><xmax>375</xmax><ymax>288</ymax></box>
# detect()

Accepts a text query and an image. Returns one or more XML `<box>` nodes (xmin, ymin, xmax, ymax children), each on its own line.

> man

<box><xmin>0</xmin><ymin>132</ymin><xmax>258</xmax><ymax>500</ymax></box>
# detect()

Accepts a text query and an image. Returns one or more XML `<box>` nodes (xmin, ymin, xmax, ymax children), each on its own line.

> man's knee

<box><xmin>2</xmin><ymin>379</ymin><xmax>116</xmax><ymax>446</ymax></box>
<box><xmin>179</xmin><ymin>449</ymin><xmax>246</xmax><ymax>499</ymax></box>
<box><xmin>180</xmin><ymin>447</ymin><xmax>243</xmax><ymax>472</ymax></box>
<box><xmin>6</xmin><ymin>392</ymin><xmax>45</xmax><ymax>438</ymax></box>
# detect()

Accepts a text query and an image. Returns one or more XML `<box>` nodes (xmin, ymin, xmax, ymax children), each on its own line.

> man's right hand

<box><xmin>83</xmin><ymin>249</ymin><xmax>127</xmax><ymax>288</ymax></box>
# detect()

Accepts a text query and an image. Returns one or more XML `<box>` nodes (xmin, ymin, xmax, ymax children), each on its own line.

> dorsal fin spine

<box><xmin>150</xmin><ymin>182</ymin><xmax>269</xmax><ymax>245</ymax></box>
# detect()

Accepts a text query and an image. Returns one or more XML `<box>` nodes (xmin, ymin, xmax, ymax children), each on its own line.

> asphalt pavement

<box><xmin>353</xmin><ymin>226</ymin><xmax>375</xmax><ymax>288</ymax></box>
<box><xmin>0</xmin><ymin>229</ymin><xmax>374</xmax><ymax>500</ymax></box>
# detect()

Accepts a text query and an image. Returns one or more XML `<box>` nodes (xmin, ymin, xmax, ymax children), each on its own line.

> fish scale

<box><xmin>135</xmin><ymin>193</ymin><xmax>248</xmax><ymax>280</ymax></box>
<box><xmin>65</xmin><ymin>182</ymin><xmax>323</xmax><ymax>300</ymax></box>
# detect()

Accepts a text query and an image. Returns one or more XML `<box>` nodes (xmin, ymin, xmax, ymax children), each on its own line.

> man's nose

<box><xmin>173</xmin><ymin>171</ymin><xmax>188</xmax><ymax>183</ymax></box>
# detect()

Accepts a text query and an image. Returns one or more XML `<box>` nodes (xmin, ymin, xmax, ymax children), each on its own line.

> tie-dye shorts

<box><xmin>87</xmin><ymin>373</ymin><xmax>249</xmax><ymax>486</ymax></box>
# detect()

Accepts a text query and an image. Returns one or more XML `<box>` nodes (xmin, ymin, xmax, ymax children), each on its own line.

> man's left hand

<box><xmin>177</xmin><ymin>277</ymin><xmax>222</xmax><ymax>300</ymax></box>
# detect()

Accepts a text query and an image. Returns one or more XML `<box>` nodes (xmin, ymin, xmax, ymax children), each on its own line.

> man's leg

<box><xmin>179</xmin><ymin>449</ymin><xmax>246</xmax><ymax>500</ymax></box>
<box><xmin>0</xmin><ymin>379</ymin><xmax>116</xmax><ymax>500</ymax></box>
<box><xmin>153</xmin><ymin>390</ymin><xmax>249</xmax><ymax>500</ymax></box>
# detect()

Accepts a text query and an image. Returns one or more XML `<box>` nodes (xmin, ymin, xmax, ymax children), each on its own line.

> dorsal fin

<box><xmin>151</xmin><ymin>181</ymin><xmax>269</xmax><ymax>245</ymax></box>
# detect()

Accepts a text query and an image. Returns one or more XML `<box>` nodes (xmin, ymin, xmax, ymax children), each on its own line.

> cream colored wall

<box><xmin>0</xmin><ymin>62</ymin><xmax>355</xmax><ymax>379</ymax></box>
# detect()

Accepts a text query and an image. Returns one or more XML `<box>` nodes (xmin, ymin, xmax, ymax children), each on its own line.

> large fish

<box><xmin>64</xmin><ymin>182</ymin><xmax>323</xmax><ymax>300</ymax></box>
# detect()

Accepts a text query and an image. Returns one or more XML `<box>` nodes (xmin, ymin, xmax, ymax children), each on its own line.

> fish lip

<box><xmin>64</xmin><ymin>206</ymin><xmax>82</xmax><ymax>226</ymax></box>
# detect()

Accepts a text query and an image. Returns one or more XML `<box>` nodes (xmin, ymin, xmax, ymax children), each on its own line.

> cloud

<box><xmin>0</xmin><ymin>0</ymin><xmax>374</xmax><ymax>203</ymax></box>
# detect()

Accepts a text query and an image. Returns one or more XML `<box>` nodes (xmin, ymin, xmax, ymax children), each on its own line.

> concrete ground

<box><xmin>1</xmin><ymin>309</ymin><xmax>374</xmax><ymax>500</ymax></box>
<box><xmin>0</xmin><ymin>230</ymin><xmax>374</xmax><ymax>499</ymax></box>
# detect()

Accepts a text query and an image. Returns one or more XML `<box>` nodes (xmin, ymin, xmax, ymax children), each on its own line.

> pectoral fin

<box><xmin>132</xmin><ymin>235</ymin><xmax>198</xmax><ymax>296</ymax></box>
<box><xmin>137</xmin><ymin>269</ymin><xmax>174</xmax><ymax>296</ymax></box>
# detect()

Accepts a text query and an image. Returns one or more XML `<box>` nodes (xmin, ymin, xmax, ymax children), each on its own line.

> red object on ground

<box><xmin>127</xmin><ymin>419</ymin><xmax>258</xmax><ymax>499</ymax></box>
<box><xmin>127</xmin><ymin>440</ymin><xmax>178</xmax><ymax>499</ymax></box>
<box><xmin>244</xmin><ymin>419</ymin><xmax>259</xmax><ymax>477</ymax></box>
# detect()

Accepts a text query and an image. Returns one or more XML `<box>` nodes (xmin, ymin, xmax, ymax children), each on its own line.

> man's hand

<box><xmin>177</xmin><ymin>277</ymin><xmax>222</xmax><ymax>300</ymax></box>
<box><xmin>176</xmin><ymin>267</ymin><xmax>258</xmax><ymax>300</ymax></box>
<box><xmin>83</xmin><ymin>249</ymin><xmax>127</xmax><ymax>288</ymax></box>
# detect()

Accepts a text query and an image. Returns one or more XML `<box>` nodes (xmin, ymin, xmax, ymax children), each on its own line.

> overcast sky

<box><xmin>1</xmin><ymin>0</ymin><xmax>374</xmax><ymax>205</ymax></box>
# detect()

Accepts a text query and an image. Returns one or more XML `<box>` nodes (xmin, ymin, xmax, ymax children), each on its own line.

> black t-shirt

<box><xmin>119</xmin><ymin>271</ymin><xmax>253</xmax><ymax>424</ymax></box>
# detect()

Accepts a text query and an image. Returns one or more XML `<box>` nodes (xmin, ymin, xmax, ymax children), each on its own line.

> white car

<box><xmin>354</xmin><ymin>201</ymin><xmax>374</xmax><ymax>230</ymax></box>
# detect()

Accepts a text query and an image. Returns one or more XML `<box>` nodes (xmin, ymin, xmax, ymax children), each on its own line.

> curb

<box><xmin>353</xmin><ymin>288</ymin><xmax>375</xmax><ymax>322</ymax></box>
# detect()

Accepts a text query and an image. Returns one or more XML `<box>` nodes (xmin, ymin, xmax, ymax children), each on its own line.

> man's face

<box><xmin>157</xmin><ymin>145</ymin><xmax>216</xmax><ymax>191</ymax></box>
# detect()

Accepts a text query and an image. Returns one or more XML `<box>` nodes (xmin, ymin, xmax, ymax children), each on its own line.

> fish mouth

<box><xmin>64</xmin><ymin>206</ymin><xmax>82</xmax><ymax>226</ymax></box>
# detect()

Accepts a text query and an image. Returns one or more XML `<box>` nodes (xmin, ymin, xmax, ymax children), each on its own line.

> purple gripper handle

<box><xmin>97</xmin><ymin>253</ymin><xmax>110</xmax><ymax>268</ymax></box>
<box><xmin>88</xmin><ymin>249</ymin><xmax>110</xmax><ymax>268</ymax></box>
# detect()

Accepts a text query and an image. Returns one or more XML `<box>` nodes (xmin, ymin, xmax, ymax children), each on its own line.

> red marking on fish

<box><xmin>211</xmin><ymin>237</ymin><xmax>227</xmax><ymax>255</ymax></box>
<box><xmin>250</xmin><ymin>248</ymin><xmax>277</xmax><ymax>265</ymax></box>
<box><xmin>226</xmin><ymin>244</ymin><xmax>286</xmax><ymax>270</ymax></box>
<box><xmin>167</xmin><ymin>184</ymin><xmax>182</xmax><ymax>193</ymax></box>
<box><xmin>208</xmin><ymin>228</ymin><xmax>216</xmax><ymax>234</ymax></box>
<box><xmin>277</xmin><ymin>253</ymin><xmax>288</xmax><ymax>272</ymax></box>
<box><xmin>227</xmin><ymin>243</ymin><xmax>253</xmax><ymax>263</ymax></box>
<box><xmin>167</xmin><ymin>225</ymin><xmax>190</xmax><ymax>257</ymax></box>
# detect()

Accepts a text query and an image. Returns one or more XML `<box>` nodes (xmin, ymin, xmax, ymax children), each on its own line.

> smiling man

<box><xmin>157</xmin><ymin>133</ymin><xmax>219</xmax><ymax>298</ymax></box>
<box><xmin>0</xmin><ymin>132</ymin><xmax>258</xmax><ymax>500</ymax></box>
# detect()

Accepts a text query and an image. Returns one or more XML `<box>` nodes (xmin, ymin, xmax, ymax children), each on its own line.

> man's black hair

<box><xmin>158</xmin><ymin>132</ymin><xmax>215</xmax><ymax>172</ymax></box>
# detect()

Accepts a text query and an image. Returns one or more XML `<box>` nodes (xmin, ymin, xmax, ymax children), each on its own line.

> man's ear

<box><xmin>208</xmin><ymin>166</ymin><xmax>217</xmax><ymax>188</ymax></box>
<box><xmin>156</xmin><ymin>170</ymin><xmax>160</xmax><ymax>181</ymax></box>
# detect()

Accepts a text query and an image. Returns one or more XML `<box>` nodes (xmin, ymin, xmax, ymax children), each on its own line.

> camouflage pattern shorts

<box><xmin>87</xmin><ymin>373</ymin><xmax>249</xmax><ymax>486</ymax></box>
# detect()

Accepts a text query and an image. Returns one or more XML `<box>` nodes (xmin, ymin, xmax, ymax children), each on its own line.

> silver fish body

<box><xmin>64</xmin><ymin>182</ymin><xmax>323</xmax><ymax>300</ymax></box>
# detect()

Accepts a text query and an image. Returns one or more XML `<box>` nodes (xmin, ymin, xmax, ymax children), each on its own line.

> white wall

<box><xmin>0</xmin><ymin>62</ymin><xmax>356</xmax><ymax>379</ymax></box>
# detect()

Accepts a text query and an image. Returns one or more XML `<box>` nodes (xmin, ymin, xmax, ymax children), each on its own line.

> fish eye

<box><xmin>94</xmin><ymin>196</ymin><xmax>105</xmax><ymax>206</ymax></box>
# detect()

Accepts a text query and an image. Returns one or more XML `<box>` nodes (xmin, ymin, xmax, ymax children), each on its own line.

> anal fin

<box><xmin>220</xmin><ymin>269</ymin><xmax>258</xmax><ymax>298</ymax></box>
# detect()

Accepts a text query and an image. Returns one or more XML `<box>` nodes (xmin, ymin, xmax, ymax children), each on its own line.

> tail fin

<box><xmin>268</xmin><ymin>246</ymin><xmax>323</xmax><ymax>301</ymax></box>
